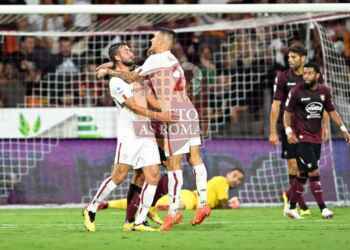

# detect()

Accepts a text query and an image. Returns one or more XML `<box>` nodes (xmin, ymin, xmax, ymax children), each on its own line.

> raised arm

<box><xmin>107</xmin><ymin>69</ymin><xmax>143</xmax><ymax>83</ymax></box>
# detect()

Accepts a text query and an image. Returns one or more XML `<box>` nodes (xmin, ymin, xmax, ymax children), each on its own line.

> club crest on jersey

<box><xmin>320</xmin><ymin>94</ymin><xmax>325</xmax><ymax>101</ymax></box>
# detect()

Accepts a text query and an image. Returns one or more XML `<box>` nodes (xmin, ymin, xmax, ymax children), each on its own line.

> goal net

<box><xmin>0</xmin><ymin>9</ymin><xmax>349</xmax><ymax>206</ymax></box>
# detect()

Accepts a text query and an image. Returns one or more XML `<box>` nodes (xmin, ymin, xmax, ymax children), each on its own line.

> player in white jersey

<box><xmin>83</xmin><ymin>42</ymin><xmax>176</xmax><ymax>233</ymax></box>
<box><xmin>97</xmin><ymin>29</ymin><xmax>211</xmax><ymax>231</ymax></box>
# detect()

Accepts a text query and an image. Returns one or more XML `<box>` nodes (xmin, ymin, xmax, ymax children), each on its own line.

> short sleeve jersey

<box><xmin>285</xmin><ymin>83</ymin><xmax>335</xmax><ymax>144</ymax></box>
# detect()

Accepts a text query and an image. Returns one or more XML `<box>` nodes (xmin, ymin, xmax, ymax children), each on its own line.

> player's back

<box><xmin>139</xmin><ymin>51</ymin><xmax>195</xmax><ymax>111</ymax></box>
<box><xmin>207</xmin><ymin>176</ymin><xmax>229</xmax><ymax>208</ymax></box>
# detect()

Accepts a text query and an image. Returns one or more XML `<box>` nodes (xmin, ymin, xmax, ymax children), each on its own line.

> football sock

<box><xmin>127</xmin><ymin>183</ymin><xmax>142</xmax><ymax>205</ymax></box>
<box><xmin>290</xmin><ymin>175</ymin><xmax>309</xmax><ymax>210</ymax></box>
<box><xmin>168</xmin><ymin>170</ymin><xmax>183</xmax><ymax>215</ymax></box>
<box><xmin>88</xmin><ymin>176</ymin><xmax>117</xmax><ymax>213</ymax></box>
<box><xmin>152</xmin><ymin>175</ymin><xmax>168</xmax><ymax>206</ymax></box>
<box><xmin>126</xmin><ymin>192</ymin><xmax>140</xmax><ymax>223</ymax></box>
<box><xmin>193</xmin><ymin>164</ymin><xmax>208</xmax><ymax>208</ymax></box>
<box><xmin>125</xmin><ymin>183</ymin><xmax>142</xmax><ymax>223</ymax></box>
<box><xmin>287</xmin><ymin>174</ymin><xmax>296</xmax><ymax>200</ymax></box>
<box><xmin>134</xmin><ymin>183</ymin><xmax>157</xmax><ymax>225</ymax></box>
<box><xmin>289</xmin><ymin>177</ymin><xmax>305</xmax><ymax>210</ymax></box>
<box><xmin>309</xmin><ymin>175</ymin><xmax>326</xmax><ymax>211</ymax></box>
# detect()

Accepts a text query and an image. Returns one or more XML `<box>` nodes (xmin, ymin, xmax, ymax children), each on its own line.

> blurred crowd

<box><xmin>0</xmin><ymin>1</ymin><xmax>350</xmax><ymax>137</ymax></box>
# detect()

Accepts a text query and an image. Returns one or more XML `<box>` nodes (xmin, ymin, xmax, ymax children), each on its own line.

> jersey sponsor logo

<box><xmin>305</xmin><ymin>102</ymin><xmax>323</xmax><ymax>119</ymax></box>
<box><xmin>287</xmin><ymin>82</ymin><xmax>296</xmax><ymax>86</ymax></box>
<box><xmin>301</xmin><ymin>97</ymin><xmax>311</xmax><ymax>102</ymax></box>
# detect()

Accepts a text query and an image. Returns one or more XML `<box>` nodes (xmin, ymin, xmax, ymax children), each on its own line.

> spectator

<box><xmin>199</xmin><ymin>44</ymin><xmax>216</xmax><ymax>85</ymax></box>
<box><xmin>51</xmin><ymin>37</ymin><xmax>81</xmax><ymax>73</ymax></box>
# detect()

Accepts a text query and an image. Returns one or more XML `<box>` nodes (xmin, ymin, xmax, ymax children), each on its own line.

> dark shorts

<box><xmin>279</xmin><ymin>129</ymin><xmax>297</xmax><ymax>159</ymax></box>
<box><xmin>296</xmin><ymin>142</ymin><xmax>321</xmax><ymax>173</ymax></box>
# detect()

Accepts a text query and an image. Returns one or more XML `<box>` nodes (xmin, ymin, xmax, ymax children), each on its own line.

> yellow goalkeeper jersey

<box><xmin>206</xmin><ymin>176</ymin><xmax>230</xmax><ymax>209</ymax></box>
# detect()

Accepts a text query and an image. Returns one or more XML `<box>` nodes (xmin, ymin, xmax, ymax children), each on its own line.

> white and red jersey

<box><xmin>137</xmin><ymin>50</ymin><xmax>194</xmax><ymax>111</ymax></box>
<box><xmin>137</xmin><ymin>50</ymin><xmax>201</xmax><ymax>156</ymax></box>
<box><xmin>109</xmin><ymin>76</ymin><xmax>160</xmax><ymax>168</ymax></box>
<box><xmin>109</xmin><ymin>77</ymin><xmax>152</xmax><ymax>142</ymax></box>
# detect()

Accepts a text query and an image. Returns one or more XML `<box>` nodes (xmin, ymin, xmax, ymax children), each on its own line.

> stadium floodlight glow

<box><xmin>0</xmin><ymin>3</ymin><xmax>349</xmax><ymax>14</ymax></box>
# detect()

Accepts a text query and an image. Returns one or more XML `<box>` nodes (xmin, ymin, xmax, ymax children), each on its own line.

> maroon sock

<box><xmin>289</xmin><ymin>178</ymin><xmax>304</xmax><ymax>210</ymax></box>
<box><xmin>298</xmin><ymin>194</ymin><xmax>308</xmax><ymax>211</ymax></box>
<box><xmin>152</xmin><ymin>175</ymin><xmax>168</xmax><ymax>206</ymax></box>
<box><xmin>309</xmin><ymin>176</ymin><xmax>326</xmax><ymax>211</ymax></box>
<box><xmin>126</xmin><ymin>183</ymin><xmax>141</xmax><ymax>205</ymax></box>
<box><xmin>287</xmin><ymin>175</ymin><xmax>297</xmax><ymax>200</ymax></box>
<box><xmin>125</xmin><ymin>192</ymin><xmax>140</xmax><ymax>223</ymax></box>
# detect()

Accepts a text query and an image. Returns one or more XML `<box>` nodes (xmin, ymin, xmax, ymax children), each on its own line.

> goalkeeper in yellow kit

<box><xmin>100</xmin><ymin>168</ymin><xmax>245</xmax><ymax>213</ymax></box>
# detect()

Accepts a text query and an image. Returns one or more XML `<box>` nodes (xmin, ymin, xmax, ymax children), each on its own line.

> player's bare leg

<box><xmin>188</xmin><ymin>145</ymin><xmax>211</xmax><ymax>225</ymax></box>
<box><xmin>83</xmin><ymin>163</ymin><xmax>129</xmax><ymax>232</ymax></box>
<box><xmin>133</xmin><ymin>164</ymin><xmax>161</xmax><ymax>232</ymax></box>
<box><xmin>161</xmin><ymin>154</ymin><xmax>184</xmax><ymax>231</ymax></box>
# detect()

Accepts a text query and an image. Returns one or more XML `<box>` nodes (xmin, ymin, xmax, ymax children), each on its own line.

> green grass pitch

<box><xmin>0</xmin><ymin>207</ymin><xmax>349</xmax><ymax>250</ymax></box>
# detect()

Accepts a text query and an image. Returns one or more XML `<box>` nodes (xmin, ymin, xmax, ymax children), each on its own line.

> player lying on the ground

<box><xmin>83</xmin><ymin>43</ymin><xmax>178</xmax><ymax>233</ymax></box>
<box><xmin>97</xmin><ymin>28</ymin><xmax>211</xmax><ymax>231</ymax></box>
<box><xmin>284</xmin><ymin>61</ymin><xmax>350</xmax><ymax>219</ymax></box>
<box><xmin>98</xmin><ymin>167</ymin><xmax>245</xmax><ymax>225</ymax></box>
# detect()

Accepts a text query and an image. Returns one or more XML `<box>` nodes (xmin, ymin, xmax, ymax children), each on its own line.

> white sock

<box><xmin>168</xmin><ymin>170</ymin><xmax>183</xmax><ymax>216</ymax></box>
<box><xmin>87</xmin><ymin>176</ymin><xmax>117</xmax><ymax>213</ymax></box>
<box><xmin>134</xmin><ymin>183</ymin><xmax>157</xmax><ymax>225</ymax></box>
<box><xmin>193</xmin><ymin>164</ymin><xmax>208</xmax><ymax>208</ymax></box>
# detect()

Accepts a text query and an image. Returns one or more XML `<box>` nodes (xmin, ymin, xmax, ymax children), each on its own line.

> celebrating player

<box><xmin>270</xmin><ymin>43</ymin><xmax>313</xmax><ymax>216</ymax></box>
<box><xmin>83</xmin><ymin>42</ymin><xmax>176</xmax><ymax>232</ymax></box>
<box><xmin>97</xmin><ymin>29</ymin><xmax>211</xmax><ymax>231</ymax></box>
<box><xmin>284</xmin><ymin>62</ymin><xmax>350</xmax><ymax>219</ymax></box>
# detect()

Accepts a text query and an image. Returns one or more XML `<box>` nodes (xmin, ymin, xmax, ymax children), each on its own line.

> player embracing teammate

<box><xmin>96</xmin><ymin>29</ymin><xmax>211</xmax><ymax>231</ymax></box>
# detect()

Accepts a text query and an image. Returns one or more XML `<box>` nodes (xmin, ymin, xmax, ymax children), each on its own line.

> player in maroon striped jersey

<box><xmin>269</xmin><ymin>43</ymin><xmax>311</xmax><ymax>215</ymax></box>
<box><xmin>284</xmin><ymin>62</ymin><xmax>350</xmax><ymax>219</ymax></box>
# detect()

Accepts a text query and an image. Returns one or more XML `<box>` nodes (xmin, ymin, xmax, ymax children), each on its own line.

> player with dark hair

<box><xmin>284</xmin><ymin>61</ymin><xmax>350</xmax><ymax>219</ymax></box>
<box><xmin>270</xmin><ymin>43</ymin><xmax>318</xmax><ymax>216</ymax></box>
<box><xmin>83</xmin><ymin>43</ymin><xmax>176</xmax><ymax>232</ymax></box>
<box><xmin>97</xmin><ymin>28</ymin><xmax>211</xmax><ymax>231</ymax></box>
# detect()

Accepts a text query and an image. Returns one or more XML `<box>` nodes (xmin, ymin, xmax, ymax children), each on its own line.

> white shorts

<box><xmin>114</xmin><ymin>137</ymin><xmax>161</xmax><ymax>169</ymax></box>
<box><xmin>164</xmin><ymin>136</ymin><xmax>201</xmax><ymax>157</ymax></box>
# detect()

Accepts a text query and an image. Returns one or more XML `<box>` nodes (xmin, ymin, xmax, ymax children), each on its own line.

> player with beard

<box><xmin>284</xmin><ymin>62</ymin><xmax>350</xmax><ymax>219</ymax></box>
<box><xmin>97</xmin><ymin>29</ymin><xmax>211</xmax><ymax>231</ymax></box>
<box><xmin>83</xmin><ymin>43</ymin><xmax>176</xmax><ymax>232</ymax></box>
<box><xmin>270</xmin><ymin>43</ymin><xmax>321</xmax><ymax>216</ymax></box>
